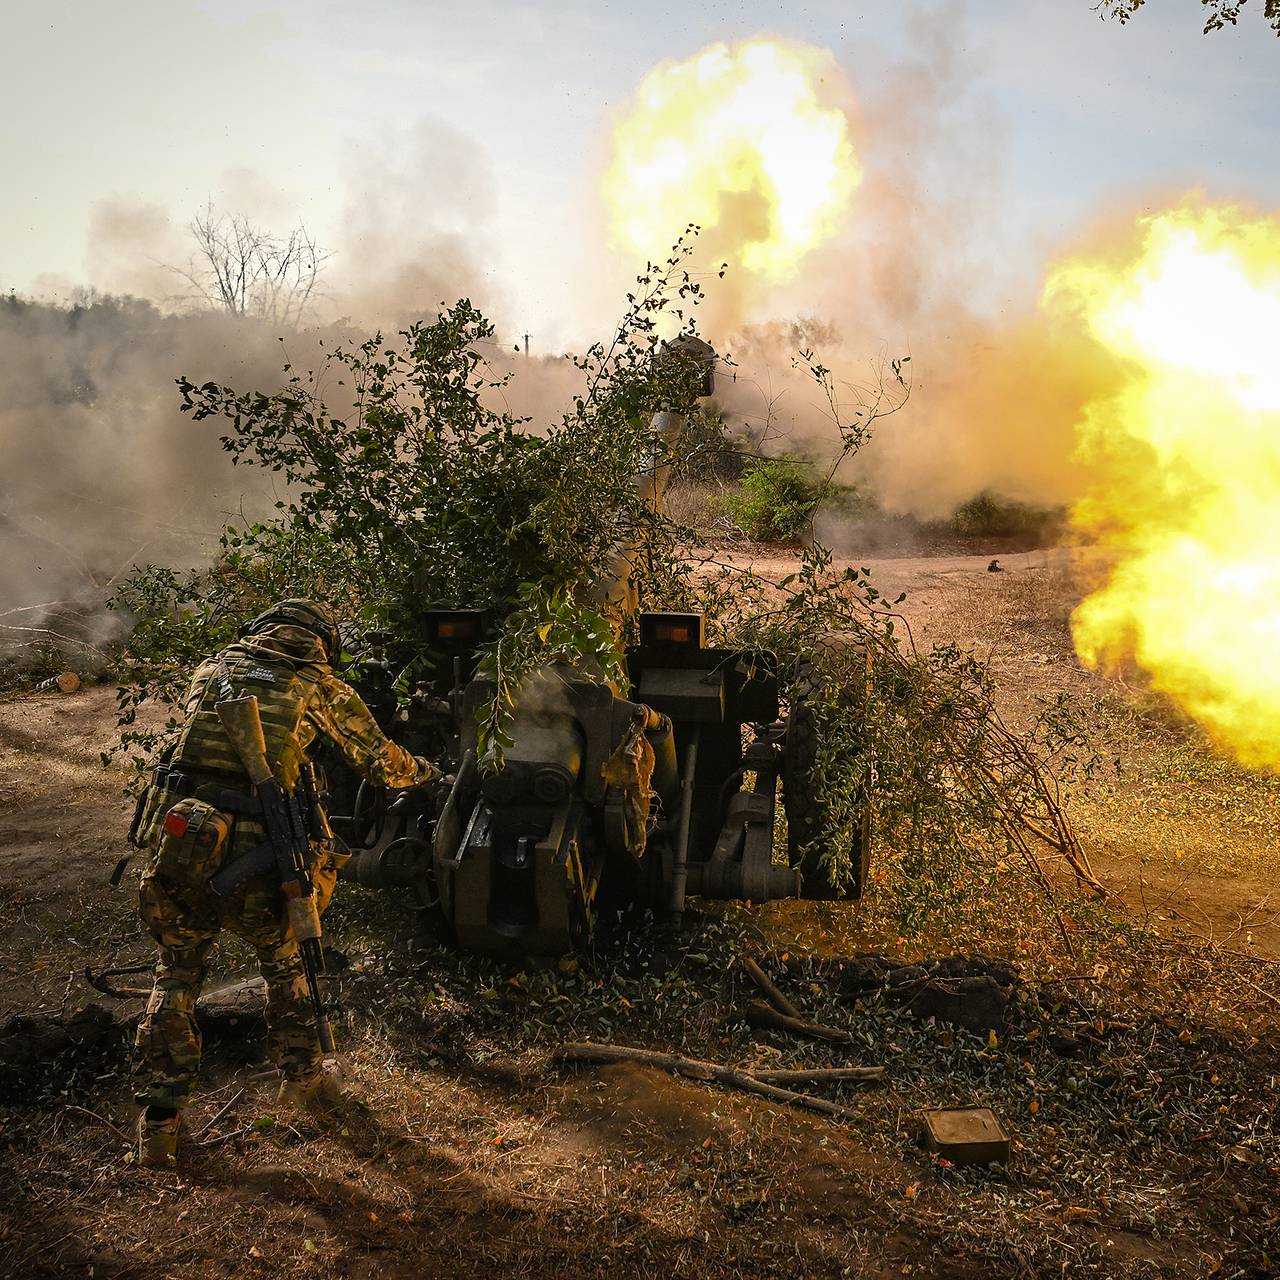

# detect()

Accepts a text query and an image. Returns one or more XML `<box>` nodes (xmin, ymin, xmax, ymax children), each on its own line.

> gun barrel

<box><xmin>596</xmin><ymin>338</ymin><xmax>717</xmax><ymax>628</ymax></box>
<box><xmin>598</xmin><ymin>409</ymin><xmax>699</xmax><ymax>627</ymax></box>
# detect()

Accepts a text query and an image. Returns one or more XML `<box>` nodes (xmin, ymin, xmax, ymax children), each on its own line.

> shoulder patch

<box><xmin>244</xmin><ymin>665</ymin><xmax>278</xmax><ymax>684</ymax></box>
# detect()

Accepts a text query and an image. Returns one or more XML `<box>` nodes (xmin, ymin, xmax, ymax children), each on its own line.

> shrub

<box><xmin>107</xmin><ymin>245</ymin><xmax>1101</xmax><ymax>943</ymax></box>
<box><xmin>673</xmin><ymin>404</ymin><xmax>745</xmax><ymax>482</ymax></box>
<box><xmin>952</xmin><ymin>492</ymin><xmax>1063</xmax><ymax>541</ymax></box>
<box><xmin>724</xmin><ymin>457</ymin><xmax>820</xmax><ymax>542</ymax></box>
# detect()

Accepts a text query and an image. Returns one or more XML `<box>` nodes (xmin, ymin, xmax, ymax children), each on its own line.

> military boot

<box><xmin>276</xmin><ymin>1063</ymin><xmax>351</xmax><ymax>1112</ymax></box>
<box><xmin>137</xmin><ymin>1106</ymin><xmax>181</xmax><ymax>1169</ymax></box>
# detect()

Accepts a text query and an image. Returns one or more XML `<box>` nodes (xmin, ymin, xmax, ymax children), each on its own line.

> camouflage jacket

<box><xmin>132</xmin><ymin>621</ymin><xmax>437</xmax><ymax>940</ymax></box>
<box><xmin>165</xmin><ymin>621</ymin><xmax>433</xmax><ymax>792</ymax></box>
<box><xmin>133</xmin><ymin>622</ymin><xmax>435</xmax><ymax>866</ymax></box>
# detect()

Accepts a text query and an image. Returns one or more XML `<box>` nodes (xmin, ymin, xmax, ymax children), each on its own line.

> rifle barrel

<box><xmin>300</xmin><ymin>937</ymin><xmax>335</xmax><ymax>1054</ymax></box>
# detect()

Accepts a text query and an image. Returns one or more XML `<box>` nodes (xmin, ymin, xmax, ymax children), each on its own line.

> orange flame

<box><xmin>1046</xmin><ymin>202</ymin><xmax>1280</xmax><ymax>767</ymax></box>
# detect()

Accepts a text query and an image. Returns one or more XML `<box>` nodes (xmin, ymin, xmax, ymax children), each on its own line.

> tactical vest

<box><xmin>171</xmin><ymin>646</ymin><xmax>323</xmax><ymax>790</ymax></box>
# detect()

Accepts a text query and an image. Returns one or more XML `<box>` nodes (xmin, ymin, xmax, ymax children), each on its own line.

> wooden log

<box><xmin>739</xmin><ymin>955</ymin><xmax>803</xmax><ymax>1020</ymax></box>
<box><xmin>552</xmin><ymin>1042</ymin><xmax>862</xmax><ymax>1121</ymax></box>
<box><xmin>745</xmin><ymin>1000</ymin><xmax>852</xmax><ymax>1044</ymax></box>
<box><xmin>35</xmin><ymin>672</ymin><xmax>82</xmax><ymax>694</ymax></box>
<box><xmin>748</xmin><ymin>1066</ymin><xmax>884</xmax><ymax>1085</ymax></box>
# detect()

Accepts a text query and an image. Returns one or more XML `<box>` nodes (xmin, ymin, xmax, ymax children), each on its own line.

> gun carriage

<box><xmin>331</xmin><ymin>338</ymin><xmax>870</xmax><ymax>954</ymax></box>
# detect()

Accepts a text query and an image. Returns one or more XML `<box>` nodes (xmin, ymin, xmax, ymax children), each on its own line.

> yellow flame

<box><xmin>603</xmin><ymin>39</ymin><xmax>860</xmax><ymax>280</ymax></box>
<box><xmin>1045</xmin><ymin>203</ymin><xmax>1280</xmax><ymax>767</ymax></box>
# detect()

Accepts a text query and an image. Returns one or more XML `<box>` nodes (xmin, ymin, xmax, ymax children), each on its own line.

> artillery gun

<box><xmin>333</xmin><ymin>337</ymin><xmax>869</xmax><ymax>953</ymax></box>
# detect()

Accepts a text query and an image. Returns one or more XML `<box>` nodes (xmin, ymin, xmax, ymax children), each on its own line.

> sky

<box><xmin>3</xmin><ymin>0</ymin><xmax>1278</xmax><ymax>346</ymax></box>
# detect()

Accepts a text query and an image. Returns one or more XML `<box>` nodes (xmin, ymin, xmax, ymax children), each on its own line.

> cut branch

<box><xmin>747</xmin><ymin>1066</ymin><xmax>884</xmax><ymax>1085</ymax></box>
<box><xmin>739</xmin><ymin>955</ymin><xmax>802</xmax><ymax>1019</ymax></box>
<box><xmin>552</xmin><ymin>1042</ymin><xmax>863</xmax><ymax>1120</ymax></box>
<box><xmin>744</xmin><ymin>1001</ymin><xmax>853</xmax><ymax>1044</ymax></box>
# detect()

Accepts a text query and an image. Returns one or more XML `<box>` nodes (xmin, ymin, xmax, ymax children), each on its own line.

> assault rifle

<box><xmin>209</xmin><ymin>693</ymin><xmax>335</xmax><ymax>1054</ymax></box>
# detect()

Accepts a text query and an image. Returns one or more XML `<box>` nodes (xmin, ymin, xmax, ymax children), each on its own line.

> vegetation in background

<box><xmin>1097</xmin><ymin>0</ymin><xmax>1280</xmax><ymax>37</ymax></box>
<box><xmin>174</xmin><ymin>203</ymin><xmax>328</xmax><ymax>326</ymax></box>
<box><xmin>722</xmin><ymin>457</ymin><xmax>821</xmax><ymax>542</ymax></box>
<box><xmin>108</xmin><ymin>244</ymin><xmax>712</xmax><ymax>772</ymax></box>
<box><xmin>951</xmin><ymin>491</ymin><xmax>1063</xmax><ymax>541</ymax></box>
<box><xmin>667</xmin><ymin>475</ymin><xmax>1063</xmax><ymax>551</ymax></box>
<box><xmin>671</xmin><ymin>402</ymin><xmax>745</xmax><ymax>483</ymax></box>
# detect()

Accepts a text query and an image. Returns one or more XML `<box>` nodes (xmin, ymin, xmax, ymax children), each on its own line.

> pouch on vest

<box><xmin>152</xmin><ymin>797</ymin><xmax>232</xmax><ymax>889</ymax></box>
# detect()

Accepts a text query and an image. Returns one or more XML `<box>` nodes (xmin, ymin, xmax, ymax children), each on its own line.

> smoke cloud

<box><xmin>83</xmin><ymin>200</ymin><xmax>187</xmax><ymax>305</ymax></box>
<box><xmin>329</xmin><ymin>120</ymin><xmax>499</xmax><ymax>330</ymax></box>
<box><xmin>0</xmin><ymin>25</ymin><xmax>1165</xmax><ymax>659</ymax></box>
<box><xmin>0</xmin><ymin>110</ymin><xmax>625</xmax><ymax>662</ymax></box>
<box><xmin>692</xmin><ymin>15</ymin><xmax>1105</xmax><ymax>528</ymax></box>
<box><xmin>0</xmin><ymin>300</ymin><xmax>293</xmax><ymax>655</ymax></box>
<box><xmin>0</xmin><ymin>117</ymin><xmax>515</xmax><ymax>658</ymax></box>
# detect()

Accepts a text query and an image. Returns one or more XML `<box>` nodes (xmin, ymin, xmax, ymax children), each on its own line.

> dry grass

<box><xmin>4</xmin><ymin>899</ymin><xmax>1276</xmax><ymax>1278</ymax></box>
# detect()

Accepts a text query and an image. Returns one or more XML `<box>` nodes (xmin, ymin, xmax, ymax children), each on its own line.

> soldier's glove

<box><xmin>413</xmin><ymin>756</ymin><xmax>440</xmax><ymax>785</ymax></box>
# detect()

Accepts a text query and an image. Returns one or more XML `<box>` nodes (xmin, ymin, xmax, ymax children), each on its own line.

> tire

<box><xmin>782</xmin><ymin>662</ymin><xmax>872</xmax><ymax>900</ymax></box>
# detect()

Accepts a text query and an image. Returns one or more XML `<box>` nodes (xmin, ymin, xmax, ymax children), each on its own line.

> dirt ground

<box><xmin>1</xmin><ymin>545</ymin><xmax>1277</xmax><ymax>1278</ymax></box>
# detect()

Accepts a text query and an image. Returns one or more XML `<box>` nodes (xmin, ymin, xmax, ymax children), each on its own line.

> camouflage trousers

<box><xmin>132</xmin><ymin>848</ymin><xmax>340</xmax><ymax>1113</ymax></box>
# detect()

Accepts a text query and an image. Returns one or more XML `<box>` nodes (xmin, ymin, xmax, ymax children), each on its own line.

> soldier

<box><xmin>129</xmin><ymin>599</ymin><xmax>439</xmax><ymax>1168</ymax></box>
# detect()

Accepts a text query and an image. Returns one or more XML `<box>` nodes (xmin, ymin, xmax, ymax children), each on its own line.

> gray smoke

<box><xmin>0</xmin><ymin>300</ymin><xmax>306</xmax><ymax>657</ymax></box>
<box><xmin>0</xmin><ymin>117</ymin><xmax>510</xmax><ymax>658</ymax></box>
<box><xmin>2</xmin><ymin>25</ymin><xmax>1109</xmax><ymax>664</ymax></box>
<box><xmin>0</xmin><ymin>108</ymin><xmax>620</xmax><ymax>663</ymax></box>
<box><xmin>330</xmin><ymin>120</ymin><xmax>499</xmax><ymax>329</ymax></box>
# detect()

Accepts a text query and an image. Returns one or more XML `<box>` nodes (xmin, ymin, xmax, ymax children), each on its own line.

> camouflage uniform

<box><xmin>133</xmin><ymin>601</ymin><xmax>435</xmax><ymax>1118</ymax></box>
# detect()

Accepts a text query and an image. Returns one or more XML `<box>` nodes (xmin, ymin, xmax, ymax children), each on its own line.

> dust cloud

<box><xmin>329</xmin><ymin>121</ymin><xmax>500</xmax><ymax>329</ymax></box>
<box><xmin>3</xmin><ymin>26</ymin><xmax>1137</xmax><ymax>657</ymax></box>
<box><xmin>0</xmin><ymin>301</ymin><xmax>300</xmax><ymax>655</ymax></box>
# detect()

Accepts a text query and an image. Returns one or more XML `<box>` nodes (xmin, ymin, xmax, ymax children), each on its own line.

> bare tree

<box><xmin>173</xmin><ymin>204</ymin><xmax>330</xmax><ymax>327</ymax></box>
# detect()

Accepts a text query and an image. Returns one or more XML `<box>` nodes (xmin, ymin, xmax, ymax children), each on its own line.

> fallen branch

<box><xmin>739</xmin><ymin>955</ymin><xmax>802</xmax><ymax>1019</ymax></box>
<box><xmin>748</xmin><ymin>1066</ymin><xmax>884</xmax><ymax>1085</ymax></box>
<box><xmin>1236</xmin><ymin>974</ymin><xmax>1280</xmax><ymax>1011</ymax></box>
<box><xmin>65</xmin><ymin>1103</ymin><xmax>132</xmax><ymax>1146</ymax></box>
<box><xmin>195</xmin><ymin>1087</ymin><xmax>244</xmax><ymax>1139</ymax></box>
<box><xmin>84</xmin><ymin>964</ymin><xmax>152</xmax><ymax>1000</ymax></box>
<box><xmin>552</xmin><ymin>1042</ymin><xmax>861</xmax><ymax>1121</ymax></box>
<box><xmin>197</xmin><ymin>1124</ymin><xmax>253</xmax><ymax>1148</ymax></box>
<box><xmin>745</xmin><ymin>1000</ymin><xmax>852</xmax><ymax>1044</ymax></box>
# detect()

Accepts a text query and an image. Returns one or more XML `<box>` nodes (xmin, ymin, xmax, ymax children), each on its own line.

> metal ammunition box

<box><xmin>920</xmin><ymin>1106</ymin><xmax>1011</xmax><ymax>1165</ymax></box>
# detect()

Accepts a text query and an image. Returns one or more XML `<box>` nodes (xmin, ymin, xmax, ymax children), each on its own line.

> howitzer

<box><xmin>210</xmin><ymin>694</ymin><xmax>336</xmax><ymax>1053</ymax></box>
<box><xmin>334</xmin><ymin>335</ymin><xmax>872</xmax><ymax>954</ymax></box>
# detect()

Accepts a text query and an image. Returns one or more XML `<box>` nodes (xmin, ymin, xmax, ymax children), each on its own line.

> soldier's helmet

<box><xmin>241</xmin><ymin>599</ymin><xmax>342</xmax><ymax>663</ymax></box>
